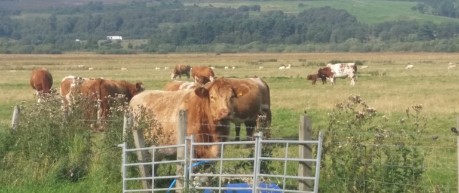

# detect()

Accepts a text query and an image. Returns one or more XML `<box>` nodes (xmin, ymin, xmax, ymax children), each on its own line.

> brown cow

<box><xmin>317</xmin><ymin>67</ymin><xmax>334</xmax><ymax>84</ymax></box>
<box><xmin>161</xmin><ymin>78</ymin><xmax>271</xmax><ymax>141</ymax></box>
<box><xmin>30</xmin><ymin>67</ymin><xmax>53</xmax><ymax>102</ymax></box>
<box><xmin>60</xmin><ymin>76</ymin><xmax>144</xmax><ymax>129</ymax></box>
<box><xmin>191</xmin><ymin>66</ymin><xmax>215</xmax><ymax>85</ymax></box>
<box><xmin>171</xmin><ymin>64</ymin><xmax>191</xmax><ymax>80</ymax></box>
<box><xmin>129</xmin><ymin>78</ymin><xmax>249</xmax><ymax>159</ymax></box>
<box><xmin>306</xmin><ymin>74</ymin><xmax>320</xmax><ymax>85</ymax></box>
<box><xmin>226</xmin><ymin>78</ymin><xmax>271</xmax><ymax>141</ymax></box>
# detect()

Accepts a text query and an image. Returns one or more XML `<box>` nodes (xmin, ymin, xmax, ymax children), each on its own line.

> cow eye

<box><xmin>210</xmin><ymin>95</ymin><xmax>215</xmax><ymax>101</ymax></box>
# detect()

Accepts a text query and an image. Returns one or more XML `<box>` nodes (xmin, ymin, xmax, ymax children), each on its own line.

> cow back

<box><xmin>30</xmin><ymin>68</ymin><xmax>53</xmax><ymax>93</ymax></box>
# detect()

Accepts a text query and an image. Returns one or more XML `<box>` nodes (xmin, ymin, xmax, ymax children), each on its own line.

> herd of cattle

<box><xmin>29</xmin><ymin>62</ymin><xmax>360</xmax><ymax>159</ymax></box>
<box><xmin>30</xmin><ymin>65</ymin><xmax>272</xmax><ymax>159</ymax></box>
<box><xmin>28</xmin><ymin>61</ymin><xmax>368</xmax><ymax>159</ymax></box>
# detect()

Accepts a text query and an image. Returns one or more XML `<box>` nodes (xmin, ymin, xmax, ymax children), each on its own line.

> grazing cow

<box><xmin>171</xmin><ymin>64</ymin><xmax>191</xmax><ymax>80</ymax></box>
<box><xmin>448</xmin><ymin>62</ymin><xmax>456</xmax><ymax>70</ymax></box>
<box><xmin>405</xmin><ymin>65</ymin><xmax>414</xmax><ymax>70</ymax></box>
<box><xmin>279</xmin><ymin>65</ymin><xmax>285</xmax><ymax>70</ymax></box>
<box><xmin>191</xmin><ymin>66</ymin><xmax>215</xmax><ymax>85</ymax></box>
<box><xmin>319</xmin><ymin>63</ymin><xmax>357</xmax><ymax>86</ymax></box>
<box><xmin>307</xmin><ymin>74</ymin><xmax>323</xmax><ymax>85</ymax></box>
<box><xmin>30</xmin><ymin>67</ymin><xmax>53</xmax><ymax>102</ymax></box>
<box><xmin>61</xmin><ymin>76</ymin><xmax>144</xmax><ymax>129</ymax></box>
<box><xmin>317</xmin><ymin>67</ymin><xmax>334</xmax><ymax>84</ymax></box>
<box><xmin>162</xmin><ymin>78</ymin><xmax>271</xmax><ymax>141</ymax></box>
<box><xmin>129</xmin><ymin>78</ymin><xmax>249</xmax><ymax>159</ymax></box>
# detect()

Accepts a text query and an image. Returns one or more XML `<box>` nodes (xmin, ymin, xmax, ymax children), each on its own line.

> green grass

<box><xmin>0</xmin><ymin>52</ymin><xmax>458</xmax><ymax>192</ymax></box>
<box><xmin>186</xmin><ymin>0</ymin><xmax>459</xmax><ymax>24</ymax></box>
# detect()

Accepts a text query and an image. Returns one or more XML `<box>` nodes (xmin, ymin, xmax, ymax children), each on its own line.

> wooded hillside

<box><xmin>1</xmin><ymin>0</ymin><xmax>459</xmax><ymax>53</ymax></box>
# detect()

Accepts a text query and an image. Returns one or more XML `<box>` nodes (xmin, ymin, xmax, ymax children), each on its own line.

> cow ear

<box><xmin>194</xmin><ymin>87</ymin><xmax>209</xmax><ymax>97</ymax></box>
<box><xmin>136</xmin><ymin>82</ymin><xmax>144</xmax><ymax>92</ymax></box>
<box><xmin>234</xmin><ymin>84</ymin><xmax>249</xmax><ymax>97</ymax></box>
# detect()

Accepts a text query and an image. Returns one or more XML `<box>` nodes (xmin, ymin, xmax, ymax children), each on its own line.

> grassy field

<box><xmin>186</xmin><ymin>0</ymin><xmax>459</xmax><ymax>24</ymax></box>
<box><xmin>0</xmin><ymin>52</ymin><xmax>458</xmax><ymax>192</ymax></box>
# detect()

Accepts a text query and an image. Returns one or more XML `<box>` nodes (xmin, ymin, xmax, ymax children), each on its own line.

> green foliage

<box><xmin>2</xmin><ymin>1</ymin><xmax>459</xmax><ymax>53</ymax></box>
<box><xmin>0</xmin><ymin>92</ymin><xmax>129</xmax><ymax>191</ymax></box>
<box><xmin>321</xmin><ymin>95</ymin><xmax>426</xmax><ymax>192</ymax></box>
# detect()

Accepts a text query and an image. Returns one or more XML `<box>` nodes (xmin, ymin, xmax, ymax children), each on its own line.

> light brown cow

<box><xmin>30</xmin><ymin>67</ymin><xmax>53</xmax><ymax>102</ymax></box>
<box><xmin>162</xmin><ymin>78</ymin><xmax>271</xmax><ymax>141</ymax></box>
<box><xmin>129</xmin><ymin>78</ymin><xmax>249</xmax><ymax>159</ymax></box>
<box><xmin>171</xmin><ymin>64</ymin><xmax>191</xmax><ymax>80</ymax></box>
<box><xmin>191</xmin><ymin>66</ymin><xmax>215</xmax><ymax>85</ymax></box>
<box><xmin>164</xmin><ymin>80</ymin><xmax>196</xmax><ymax>91</ymax></box>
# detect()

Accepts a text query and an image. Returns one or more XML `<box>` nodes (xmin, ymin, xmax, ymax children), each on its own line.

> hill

<box><xmin>1</xmin><ymin>0</ymin><xmax>459</xmax><ymax>53</ymax></box>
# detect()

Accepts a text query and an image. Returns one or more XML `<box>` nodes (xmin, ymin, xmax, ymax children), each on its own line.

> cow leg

<box><xmin>234</xmin><ymin>123</ymin><xmax>242</xmax><ymax>141</ymax></box>
<box><xmin>350</xmin><ymin>78</ymin><xmax>355</xmax><ymax>86</ymax></box>
<box><xmin>244</xmin><ymin>120</ymin><xmax>257</xmax><ymax>141</ymax></box>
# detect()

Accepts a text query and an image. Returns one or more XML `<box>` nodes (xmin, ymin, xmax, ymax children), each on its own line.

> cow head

<box><xmin>194</xmin><ymin>78</ymin><xmax>246</xmax><ymax>122</ymax></box>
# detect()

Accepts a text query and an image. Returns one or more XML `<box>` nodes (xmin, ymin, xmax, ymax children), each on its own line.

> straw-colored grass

<box><xmin>1</xmin><ymin>52</ymin><xmax>459</xmax><ymax>117</ymax></box>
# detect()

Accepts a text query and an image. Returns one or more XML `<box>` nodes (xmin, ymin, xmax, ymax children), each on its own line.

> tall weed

<box><xmin>320</xmin><ymin>95</ymin><xmax>426</xmax><ymax>192</ymax></box>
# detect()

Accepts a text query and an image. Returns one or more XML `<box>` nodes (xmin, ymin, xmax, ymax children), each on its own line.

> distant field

<box><xmin>1</xmin><ymin>52</ymin><xmax>458</xmax><ymax>122</ymax></box>
<box><xmin>186</xmin><ymin>0</ymin><xmax>459</xmax><ymax>24</ymax></box>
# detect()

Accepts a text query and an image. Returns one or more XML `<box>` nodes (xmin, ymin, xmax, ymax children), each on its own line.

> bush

<box><xmin>320</xmin><ymin>95</ymin><xmax>426</xmax><ymax>192</ymax></box>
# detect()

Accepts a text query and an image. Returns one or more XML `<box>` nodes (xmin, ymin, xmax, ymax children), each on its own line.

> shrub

<box><xmin>320</xmin><ymin>95</ymin><xmax>426</xmax><ymax>192</ymax></box>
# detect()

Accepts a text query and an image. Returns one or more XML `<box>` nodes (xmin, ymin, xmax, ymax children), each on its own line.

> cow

<box><xmin>60</xmin><ymin>75</ymin><xmax>87</xmax><ymax>110</ymax></box>
<box><xmin>129</xmin><ymin>78</ymin><xmax>249</xmax><ymax>160</ymax></box>
<box><xmin>318</xmin><ymin>63</ymin><xmax>357</xmax><ymax>86</ymax></box>
<box><xmin>164</xmin><ymin>80</ymin><xmax>196</xmax><ymax>91</ymax></box>
<box><xmin>190</xmin><ymin>66</ymin><xmax>215</xmax><ymax>85</ymax></box>
<box><xmin>226</xmin><ymin>77</ymin><xmax>271</xmax><ymax>141</ymax></box>
<box><xmin>60</xmin><ymin>76</ymin><xmax>144</xmax><ymax>129</ymax></box>
<box><xmin>171</xmin><ymin>64</ymin><xmax>191</xmax><ymax>80</ymax></box>
<box><xmin>30</xmin><ymin>67</ymin><xmax>53</xmax><ymax>103</ymax></box>
<box><xmin>405</xmin><ymin>64</ymin><xmax>414</xmax><ymax>70</ymax></box>
<box><xmin>306</xmin><ymin>74</ymin><xmax>323</xmax><ymax>85</ymax></box>
<box><xmin>162</xmin><ymin>78</ymin><xmax>271</xmax><ymax>141</ymax></box>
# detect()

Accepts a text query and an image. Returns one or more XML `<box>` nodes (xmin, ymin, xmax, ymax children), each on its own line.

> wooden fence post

<box><xmin>456</xmin><ymin>116</ymin><xmax>459</xmax><ymax>192</ymax></box>
<box><xmin>176</xmin><ymin>110</ymin><xmax>187</xmax><ymax>192</ymax></box>
<box><xmin>11</xmin><ymin>105</ymin><xmax>20</xmax><ymax>130</ymax></box>
<box><xmin>130</xmin><ymin>113</ymin><xmax>152</xmax><ymax>190</ymax></box>
<box><xmin>298</xmin><ymin>115</ymin><xmax>313</xmax><ymax>192</ymax></box>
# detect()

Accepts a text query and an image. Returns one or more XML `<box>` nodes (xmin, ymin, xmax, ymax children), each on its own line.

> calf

<box><xmin>306</xmin><ymin>74</ymin><xmax>322</xmax><ymax>85</ymax></box>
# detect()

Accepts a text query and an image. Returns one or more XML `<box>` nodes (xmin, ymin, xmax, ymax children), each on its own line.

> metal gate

<box><xmin>119</xmin><ymin>132</ymin><xmax>323</xmax><ymax>193</ymax></box>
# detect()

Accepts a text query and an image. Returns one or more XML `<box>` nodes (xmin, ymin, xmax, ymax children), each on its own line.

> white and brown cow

<box><xmin>162</xmin><ymin>77</ymin><xmax>271</xmax><ymax>141</ymax></box>
<box><xmin>191</xmin><ymin>66</ymin><xmax>215</xmax><ymax>85</ymax></box>
<box><xmin>30</xmin><ymin>67</ymin><xmax>53</xmax><ymax>102</ymax></box>
<box><xmin>318</xmin><ymin>63</ymin><xmax>357</xmax><ymax>86</ymax></box>
<box><xmin>129</xmin><ymin>78</ymin><xmax>249</xmax><ymax>159</ymax></box>
<box><xmin>171</xmin><ymin>64</ymin><xmax>191</xmax><ymax>80</ymax></box>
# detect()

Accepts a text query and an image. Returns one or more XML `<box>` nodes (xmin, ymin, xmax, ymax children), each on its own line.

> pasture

<box><xmin>0</xmin><ymin>52</ymin><xmax>459</xmax><ymax>192</ymax></box>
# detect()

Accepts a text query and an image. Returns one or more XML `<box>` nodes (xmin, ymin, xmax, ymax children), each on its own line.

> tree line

<box><xmin>1</xmin><ymin>1</ymin><xmax>459</xmax><ymax>54</ymax></box>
